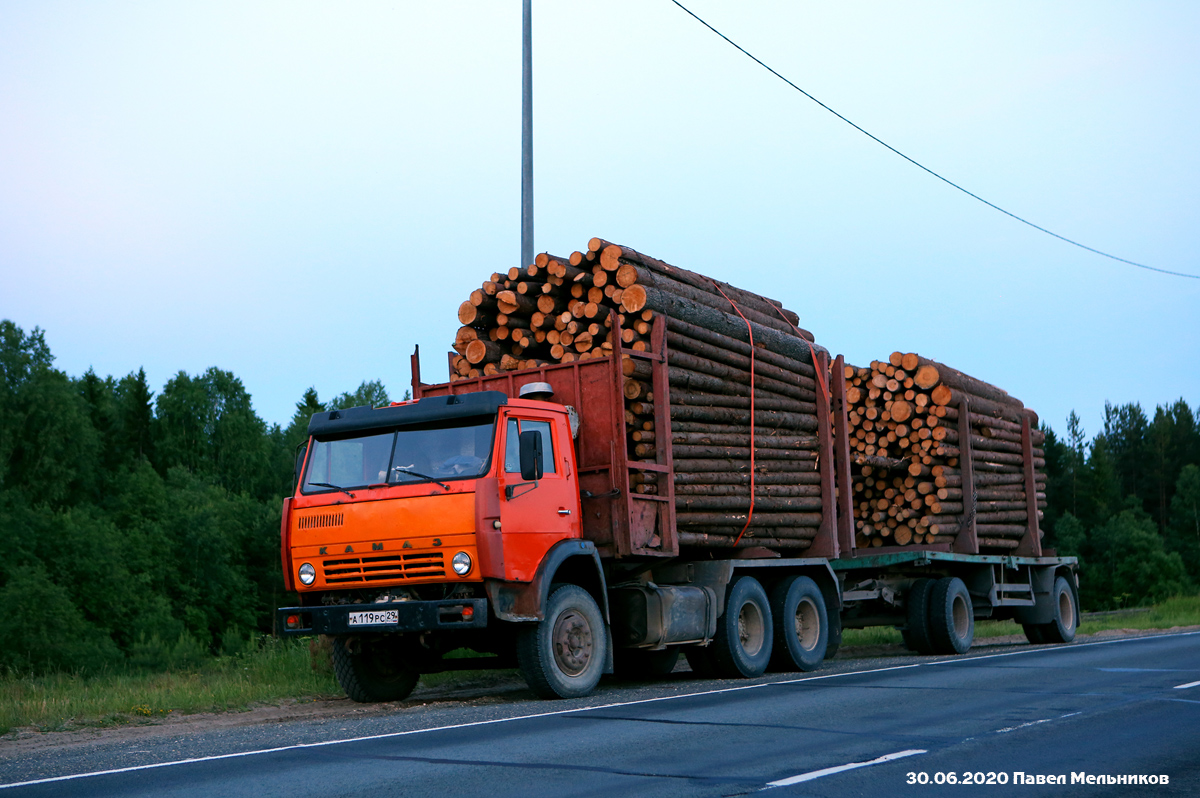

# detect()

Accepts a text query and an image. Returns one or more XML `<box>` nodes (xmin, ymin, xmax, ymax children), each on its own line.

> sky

<box><xmin>2</xmin><ymin>1</ymin><xmax>1198</xmax><ymax>440</ymax></box>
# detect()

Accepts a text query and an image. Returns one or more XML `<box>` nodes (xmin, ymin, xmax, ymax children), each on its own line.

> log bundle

<box><xmin>842</xmin><ymin>352</ymin><xmax>1046</xmax><ymax>552</ymax></box>
<box><xmin>449</xmin><ymin>238</ymin><xmax>826</xmax><ymax>552</ymax></box>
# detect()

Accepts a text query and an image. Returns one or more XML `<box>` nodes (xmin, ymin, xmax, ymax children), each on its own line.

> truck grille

<box><xmin>322</xmin><ymin>552</ymin><xmax>445</xmax><ymax>583</ymax></box>
<box><xmin>298</xmin><ymin>513</ymin><xmax>344</xmax><ymax>530</ymax></box>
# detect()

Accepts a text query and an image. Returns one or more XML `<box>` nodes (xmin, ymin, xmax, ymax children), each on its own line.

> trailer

<box><xmin>276</xmin><ymin>316</ymin><xmax>1076</xmax><ymax>701</ymax></box>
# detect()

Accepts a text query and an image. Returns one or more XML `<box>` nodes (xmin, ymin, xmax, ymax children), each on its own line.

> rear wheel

<box><xmin>929</xmin><ymin>577</ymin><xmax>974</xmax><ymax>655</ymax></box>
<box><xmin>1035</xmin><ymin>576</ymin><xmax>1079</xmax><ymax>643</ymax></box>
<box><xmin>904</xmin><ymin>578</ymin><xmax>936</xmax><ymax>654</ymax></box>
<box><xmin>332</xmin><ymin>636</ymin><xmax>420</xmax><ymax>703</ymax></box>
<box><xmin>516</xmin><ymin>584</ymin><xmax>607</xmax><ymax>699</ymax></box>
<box><xmin>768</xmin><ymin>576</ymin><xmax>828</xmax><ymax>672</ymax></box>
<box><xmin>710</xmin><ymin>576</ymin><xmax>773</xmax><ymax>678</ymax></box>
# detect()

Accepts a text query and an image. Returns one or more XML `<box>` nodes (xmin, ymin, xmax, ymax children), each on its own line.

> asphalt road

<box><xmin>3</xmin><ymin>632</ymin><xmax>1199</xmax><ymax>797</ymax></box>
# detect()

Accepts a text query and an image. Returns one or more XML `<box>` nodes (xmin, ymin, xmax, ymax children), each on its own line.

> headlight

<box><xmin>298</xmin><ymin>563</ymin><xmax>316</xmax><ymax>585</ymax></box>
<box><xmin>452</xmin><ymin>551</ymin><xmax>472</xmax><ymax>576</ymax></box>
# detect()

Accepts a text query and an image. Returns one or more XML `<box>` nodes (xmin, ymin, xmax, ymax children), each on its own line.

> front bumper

<box><xmin>277</xmin><ymin>598</ymin><xmax>489</xmax><ymax>637</ymax></box>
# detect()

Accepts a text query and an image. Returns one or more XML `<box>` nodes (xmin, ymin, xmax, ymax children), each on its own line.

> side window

<box><xmin>504</xmin><ymin>418</ymin><xmax>557</xmax><ymax>475</ymax></box>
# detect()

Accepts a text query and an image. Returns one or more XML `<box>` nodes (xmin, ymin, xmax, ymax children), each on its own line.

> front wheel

<box><xmin>516</xmin><ymin>584</ymin><xmax>607</xmax><ymax>699</ymax></box>
<box><xmin>332</xmin><ymin>636</ymin><xmax>420</xmax><ymax>703</ymax></box>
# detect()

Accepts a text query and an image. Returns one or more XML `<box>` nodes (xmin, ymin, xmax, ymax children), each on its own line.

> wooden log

<box><xmin>590</xmin><ymin>239</ymin><xmax>805</xmax><ymax>329</ymax></box>
<box><xmin>465</xmin><ymin>339</ymin><xmax>503</xmax><ymax>365</ymax></box>
<box><xmin>665</xmin><ymin>317</ymin><xmax>817</xmax><ymax>379</ymax></box>
<box><xmin>976</xmin><ymin>510</ymin><xmax>1032</xmax><ymax>523</ymax></box>
<box><xmin>673</xmin><ymin>471</ymin><xmax>823</xmax><ymax>485</ymax></box>
<box><xmin>676</xmin><ymin>495</ymin><xmax>825</xmax><ymax>512</ymax></box>
<box><xmin>677</xmin><ymin>511</ymin><xmax>823</xmax><ymax>527</ymax></box>
<box><xmin>673</xmin><ymin>459</ymin><xmax>818</xmax><ymax>473</ymax></box>
<box><xmin>674</xmin><ymin>484</ymin><xmax>822</xmax><ymax>497</ymax></box>
<box><xmin>671</xmin><ymin>431</ymin><xmax>819</xmax><ymax>449</ymax></box>
<box><xmin>916</xmin><ymin>356</ymin><xmax>1023</xmax><ymax>409</ymax></box>
<box><xmin>670</xmin><ymin>404</ymin><xmax>820</xmax><ymax>431</ymax></box>
<box><xmin>678</xmin><ymin>532</ymin><xmax>812</xmax><ymax>549</ymax></box>
<box><xmin>974</xmin><ymin>524</ymin><xmax>1028</xmax><ymax>538</ymax></box>
<box><xmin>669</xmin><ymin>350</ymin><xmax>817</xmax><ymax>403</ymax></box>
<box><xmin>495</xmin><ymin>290</ymin><xmax>537</xmax><ymax>315</ymax></box>
<box><xmin>977</xmin><ymin>537</ymin><xmax>1020</xmax><ymax>550</ymax></box>
<box><xmin>637</xmin><ymin>284</ymin><xmax>828</xmax><ymax>366</ymax></box>
<box><xmin>931</xmin><ymin>386</ymin><xmax>1026</xmax><ymax>425</ymax></box>
<box><xmin>458</xmin><ymin>302</ymin><xmax>495</xmax><ymax>327</ymax></box>
<box><xmin>669</xmin><ymin>384</ymin><xmax>815</xmax><ymax>416</ymax></box>
<box><xmin>614</xmin><ymin>261</ymin><xmax>802</xmax><ymax>338</ymax></box>
<box><xmin>670</xmin><ymin>444</ymin><xmax>817</xmax><ymax>461</ymax></box>
<box><xmin>852</xmin><ymin>454</ymin><xmax>910</xmax><ymax>471</ymax></box>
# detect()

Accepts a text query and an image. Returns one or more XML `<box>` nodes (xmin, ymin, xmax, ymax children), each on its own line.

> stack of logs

<box><xmin>843</xmin><ymin>352</ymin><xmax>1046</xmax><ymax>552</ymax></box>
<box><xmin>452</xmin><ymin>238</ymin><xmax>829</xmax><ymax>551</ymax></box>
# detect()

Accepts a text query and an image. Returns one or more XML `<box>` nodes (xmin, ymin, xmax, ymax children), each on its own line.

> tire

<box><xmin>683</xmin><ymin>645</ymin><xmax>717</xmax><ymax>677</ymax></box>
<box><xmin>928</xmin><ymin>577</ymin><xmax>974</xmax><ymax>655</ymax></box>
<box><xmin>613</xmin><ymin>648</ymin><xmax>680</xmax><ymax>680</ymax></box>
<box><xmin>332</xmin><ymin>636</ymin><xmax>420</xmax><ymax>703</ymax></box>
<box><xmin>1022</xmin><ymin>624</ymin><xmax>1046</xmax><ymax>644</ymax></box>
<box><xmin>904</xmin><ymin>578</ymin><xmax>936</xmax><ymax>654</ymax></box>
<box><xmin>516</xmin><ymin>584</ymin><xmax>607</xmax><ymax>699</ymax></box>
<box><xmin>1036</xmin><ymin>576</ymin><xmax>1079</xmax><ymax>644</ymax></box>
<box><xmin>710</xmin><ymin>576</ymin><xmax>773</xmax><ymax>678</ymax></box>
<box><xmin>768</xmin><ymin>576</ymin><xmax>828</xmax><ymax>672</ymax></box>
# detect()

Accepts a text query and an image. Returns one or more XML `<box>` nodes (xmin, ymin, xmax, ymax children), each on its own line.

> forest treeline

<box><xmin>0</xmin><ymin>318</ymin><xmax>1196</xmax><ymax>674</ymax></box>
<box><xmin>0</xmin><ymin>321</ymin><xmax>400</xmax><ymax>675</ymax></box>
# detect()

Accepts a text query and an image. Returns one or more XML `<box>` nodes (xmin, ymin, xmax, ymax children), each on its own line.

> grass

<box><xmin>4</xmin><ymin>596</ymin><xmax>1198</xmax><ymax>737</ymax></box>
<box><xmin>840</xmin><ymin>594</ymin><xmax>1200</xmax><ymax>649</ymax></box>
<box><xmin>0</xmin><ymin>638</ymin><xmax>338</xmax><ymax>737</ymax></box>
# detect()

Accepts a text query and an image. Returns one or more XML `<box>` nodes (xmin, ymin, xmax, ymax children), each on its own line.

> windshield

<box><xmin>302</xmin><ymin>416</ymin><xmax>496</xmax><ymax>494</ymax></box>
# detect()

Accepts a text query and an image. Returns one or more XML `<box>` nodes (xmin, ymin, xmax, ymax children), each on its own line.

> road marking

<box><xmin>995</xmin><ymin>711</ymin><xmax>1080</xmax><ymax>734</ymax></box>
<box><xmin>2</xmin><ymin>629</ymin><xmax>1197</xmax><ymax>791</ymax></box>
<box><xmin>1174</xmin><ymin>680</ymin><xmax>1200</xmax><ymax>690</ymax></box>
<box><xmin>763</xmin><ymin>749</ymin><xmax>926</xmax><ymax>788</ymax></box>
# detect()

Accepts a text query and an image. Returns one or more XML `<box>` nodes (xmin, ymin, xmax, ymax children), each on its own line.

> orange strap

<box><xmin>769</xmin><ymin>304</ymin><xmax>830</xmax><ymax>402</ymax></box>
<box><xmin>710</xmin><ymin>281</ymin><xmax>755</xmax><ymax>546</ymax></box>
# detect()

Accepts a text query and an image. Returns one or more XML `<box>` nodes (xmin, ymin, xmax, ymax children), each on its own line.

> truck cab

<box><xmin>277</xmin><ymin>386</ymin><xmax>610</xmax><ymax>701</ymax></box>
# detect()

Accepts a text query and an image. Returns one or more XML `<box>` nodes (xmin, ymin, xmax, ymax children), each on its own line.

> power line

<box><xmin>668</xmin><ymin>0</ymin><xmax>1200</xmax><ymax>280</ymax></box>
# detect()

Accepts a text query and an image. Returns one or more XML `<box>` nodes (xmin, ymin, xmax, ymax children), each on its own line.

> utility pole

<box><xmin>521</xmin><ymin>0</ymin><xmax>533</xmax><ymax>268</ymax></box>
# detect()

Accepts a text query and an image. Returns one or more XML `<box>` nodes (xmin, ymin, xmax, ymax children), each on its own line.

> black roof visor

<box><xmin>307</xmin><ymin>391</ymin><xmax>508</xmax><ymax>437</ymax></box>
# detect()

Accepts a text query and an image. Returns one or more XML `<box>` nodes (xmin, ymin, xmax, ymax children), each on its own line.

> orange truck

<box><xmin>277</xmin><ymin>332</ymin><xmax>1079</xmax><ymax>701</ymax></box>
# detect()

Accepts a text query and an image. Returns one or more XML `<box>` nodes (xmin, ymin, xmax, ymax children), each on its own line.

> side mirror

<box><xmin>518</xmin><ymin>430</ymin><xmax>544</xmax><ymax>482</ymax></box>
<box><xmin>293</xmin><ymin>442</ymin><xmax>308</xmax><ymax>485</ymax></box>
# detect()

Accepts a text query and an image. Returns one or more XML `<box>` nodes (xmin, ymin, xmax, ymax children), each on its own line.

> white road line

<box><xmin>763</xmin><ymin>749</ymin><xmax>927</xmax><ymax>788</ymax></box>
<box><xmin>1174</xmin><ymin>680</ymin><xmax>1200</xmax><ymax>690</ymax></box>
<box><xmin>2</xmin><ymin>629</ymin><xmax>1197</xmax><ymax>791</ymax></box>
<box><xmin>994</xmin><ymin>711</ymin><xmax>1080</xmax><ymax>734</ymax></box>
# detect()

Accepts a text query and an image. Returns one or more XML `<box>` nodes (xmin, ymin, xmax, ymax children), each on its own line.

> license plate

<box><xmin>348</xmin><ymin>609</ymin><xmax>399</xmax><ymax>627</ymax></box>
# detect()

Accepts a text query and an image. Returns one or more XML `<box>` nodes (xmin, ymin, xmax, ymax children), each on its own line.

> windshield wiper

<box><xmin>391</xmin><ymin>468</ymin><xmax>451</xmax><ymax>491</ymax></box>
<box><xmin>309</xmin><ymin>482</ymin><xmax>356</xmax><ymax>499</ymax></box>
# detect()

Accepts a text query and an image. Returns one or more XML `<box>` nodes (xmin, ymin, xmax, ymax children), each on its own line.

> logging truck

<box><xmin>276</xmin><ymin>334</ymin><xmax>1079</xmax><ymax>702</ymax></box>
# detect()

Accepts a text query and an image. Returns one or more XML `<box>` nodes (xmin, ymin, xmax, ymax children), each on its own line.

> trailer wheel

<box><xmin>332</xmin><ymin>636</ymin><xmax>419</xmax><ymax>703</ymax></box>
<box><xmin>1035</xmin><ymin>576</ymin><xmax>1079</xmax><ymax>644</ymax></box>
<box><xmin>614</xmin><ymin>648</ymin><xmax>680</xmax><ymax>679</ymax></box>
<box><xmin>516</xmin><ymin>583</ymin><xmax>607</xmax><ymax>699</ymax></box>
<box><xmin>929</xmin><ymin>577</ymin><xmax>974</xmax><ymax>655</ymax></box>
<box><xmin>768</xmin><ymin>576</ymin><xmax>828</xmax><ymax>672</ymax></box>
<box><xmin>904</xmin><ymin>578</ymin><xmax>936</xmax><ymax>654</ymax></box>
<box><xmin>710</xmin><ymin>576</ymin><xmax>773</xmax><ymax>678</ymax></box>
